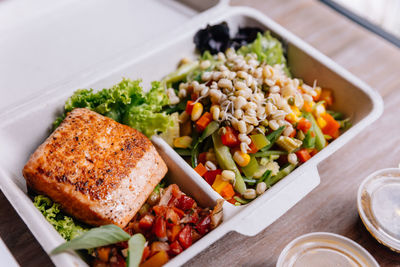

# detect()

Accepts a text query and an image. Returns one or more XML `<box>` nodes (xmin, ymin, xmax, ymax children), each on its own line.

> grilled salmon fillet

<box><xmin>23</xmin><ymin>108</ymin><xmax>167</xmax><ymax>227</ymax></box>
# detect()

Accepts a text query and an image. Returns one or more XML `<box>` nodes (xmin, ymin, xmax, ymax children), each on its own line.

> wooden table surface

<box><xmin>1</xmin><ymin>0</ymin><xmax>400</xmax><ymax>266</ymax></box>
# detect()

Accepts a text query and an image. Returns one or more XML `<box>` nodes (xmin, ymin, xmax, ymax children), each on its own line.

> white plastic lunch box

<box><xmin>0</xmin><ymin>0</ymin><xmax>383</xmax><ymax>266</ymax></box>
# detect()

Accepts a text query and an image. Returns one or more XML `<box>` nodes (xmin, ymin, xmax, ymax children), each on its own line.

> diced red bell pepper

<box><xmin>169</xmin><ymin>240</ymin><xmax>183</xmax><ymax>256</ymax></box>
<box><xmin>221</xmin><ymin>126</ymin><xmax>240</xmax><ymax>147</ymax></box>
<box><xmin>185</xmin><ymin>100</ymin><xmax>194</xmax><ymax>115</ymax></box>
<box><xmin>296</xmin><ymin>148</ymin><xmax>311</xmax><ymax>163</ymax></box>
<box><xmin>203</xmin><ymin>169</ymin><xmax>222</xmax><ymax>185</ymax></box>
<box><xmin>198</xmin><ymin>152</ymin><xmax>207</xmax><ymax>165</ymax></box>
<box><xmin>153</xmin><ymin>216</ymin><xmax>167</xmax><ymax>239</ymax></box>
<box><xmin>196</xmin><ymin>112</ymin><xmax>212</xmax><ymax>132</ymax></box>
<box><xmin>178</xmin><ymin>225</ymin><xmax>193</xmax><ymax>249</ymax></box>
<box><xmin>191</xmin><ymin>93</ymin><xmax>198</xmax><ymax>101</ymax></box>
<box><xmin>196</xmin><ymin>215</ymin><xmax>211</xmax><ymax>235</ymax></box>
<box><xmin>139</xmin><ymin>214</ymin><xmax>155</xmax><ymax>230</ymax></box>
<box><xmin>177</xmin><ymin>195</ymin><xmax>195</xmax><ymax>211</ymax></box>
<box><xmin>297</xmin><ymin>118</ymin><xmax>312</xmax><ymax>133</ymax></box>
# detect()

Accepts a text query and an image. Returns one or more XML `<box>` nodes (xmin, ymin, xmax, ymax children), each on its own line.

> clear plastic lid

<box><xmin>357</xmin><ymin>168</ymin><xmax>400</xmax><ymax>252</ymax></box>
<box><xmin>277</xmin><ymin>232</ymin><xmax>379</xmax><ymax>267</ymax></box>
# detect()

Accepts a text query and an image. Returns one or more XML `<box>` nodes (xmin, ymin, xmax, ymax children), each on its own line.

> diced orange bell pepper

<box><xmin>196</xmin><ymin>112</ymin><xmax>212</xmax><ymax>132</ymax></box>
<box><xmin>296</xmin><ymin>148</ymin><xmax>311</xmax><ymax>163</ymax></box>
<box><xmin>297</xmin><ymin>118</ymin><xmax>312</xmax><ymax>133</ymax></box>
<box><xmin>247</xmin><ymin>140</ymin><xmax>259</xmax><ymax>154</ymax></box>
<box><xmin>140</xmin><ymin>250</ymin><xmax>169</xmax><ymax>267</ymax></box>
<box><xmin>313</xmin><ymin>87</ymin><xmax>321</xmax><ymax>101</ymax></box>
<box><xmin>212</xmin><ymin>175</ymin><xmax>229</xmax><ymax>194</ymax></box>
<box><xmin>194</xmin><ymin>163</ymin><xmax>207</xmax><ymax>177</ymax></box>
<box><xmin>320</xmin><ymin>89</ymin><xmax>333</xmax><ymax>106</ymax></box>
<box><xmin>289</xmin><ymin>128</ymin><xmax>297</xmax><ymax>138</ymax></box>
<box><xmin>303</xmin><ymin>101</ymin><xmax>313</xmax><ymax>112</ymax></box>
<box><xmin>320</xmin><ymin>113</ymin><xmax>340</xmax><ymax>138</ymax></box>
<box><xmin>220</xmin><ymin>183</ymin><xmax>235</xmax><ymax>200</ymax></box>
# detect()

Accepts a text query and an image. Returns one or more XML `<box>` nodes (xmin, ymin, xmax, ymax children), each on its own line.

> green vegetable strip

<box><xmin>266</xmin><ymin>164</ymin><xmax>296</xmax><ymax>187</ymax></box>
<box><xmin>163</xmin><ymin>61</ymin><xmax>199</xmax><ymax>85</ymax></box>
<box><xmin>261</xmin><ymin>126</ymin><xmax>285</xmax><ymax>152</ymax></box>
<box><xmin>259</xmin><ymin>170</ymin><xmax>272</xmax><ymax>184</ymax></box>
<box><xmin>174</xmin><ymin>148</ymin><xmax>191</xmax><ymax>156</ymax></box>
<box><xmin>254</xmin><ymin>150</ymin><xmax>287</xmax><ymax>157</ymax></box>
<box><xmin>212</xmin><ymin>132</ymin><xmax>246</xmax><ymax>194</ymax></box>
<box><xmin>52</xmin><ymin>225</ymin><xmax>130</xmax><ymax>254</ymax></box>
<box><xmin>302</xmin><ymin>130</ymin><xmax>316</xmax><ymax>149</ymax></box>
<box><xmin>304</xmin><ymin>112</ymin><xmax>326</xmax><ymax>151</ymax></box>
<box><xmin>127</xmin><ymin>234</ymin><xmax>146</xmax><ymax>267</ymax></box>
<box><xmin>241</xmin><ymin>155</ymin><xmax>259</xmax><ymax>178</ymax></box>
<box><xmin>191</xmin><ymin>121</ymin><xmax>219</xmax><ymax>167</ymax></box>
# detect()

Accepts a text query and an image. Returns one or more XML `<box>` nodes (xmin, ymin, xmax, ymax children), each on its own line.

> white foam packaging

<box><xmin>0</xmin><ymin>0</ymin><xmax>383</xmax><ymax>266</ymax></box>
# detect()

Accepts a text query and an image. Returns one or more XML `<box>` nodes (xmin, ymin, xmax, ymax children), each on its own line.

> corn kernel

<box><xmin>191</xmin><ymin>102</ymin><xmax>203</xmax><ymax>121</ymax></box>
<box><xmin>291</xmin><ymin>105</ymin><xmax>302</xmax><ymax>116</ymax></box>
<box><xmin>233</xmin><ymin>151</ymin><xmax>251</xmax><ymax>167</ymax></box>
<box><xmin>173</xmin><ymin>136</ymin><xmax>192</xmax><ymax>148</ymax></box>
<box><xmin>317</xmin><ymin>116</ymin><xmax>327</xmax><ymax>128</ymax></box>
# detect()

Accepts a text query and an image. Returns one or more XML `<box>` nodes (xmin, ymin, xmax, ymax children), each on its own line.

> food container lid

<box><xmin>277</xmin><ymin>232</ymin><xmax>379</xmax><ymax>267</ymax></box>
<box><xmin>357</xmin><ymin>167</ymin><xmax>400</xmax><ymax>252</ymax></box>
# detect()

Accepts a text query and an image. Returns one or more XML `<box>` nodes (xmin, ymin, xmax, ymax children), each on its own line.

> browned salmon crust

<box><xmin>23</xmin><ymin>108</ymin><xmax>167</xmax><ymax>227</ymax></box>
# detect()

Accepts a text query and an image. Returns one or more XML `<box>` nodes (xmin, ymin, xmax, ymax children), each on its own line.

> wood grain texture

<box><xmin>1</xmin><ymin>0</ymin><xmax>400</xmax><ymax>266</ymax></box>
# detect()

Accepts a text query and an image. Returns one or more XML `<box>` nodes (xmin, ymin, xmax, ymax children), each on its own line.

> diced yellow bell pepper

<box><xmin>212</xmin><ymin>174</ymin><xmax>229</xmax><ymax>194</ymax></box>
<box><xmin>317</xmin><ymin>116</ymin><xmax>327</xmax><ymax>129</ymax></box>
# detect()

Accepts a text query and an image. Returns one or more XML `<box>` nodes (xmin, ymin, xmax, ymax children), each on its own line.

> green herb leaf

<box><xmin>127</xmin><ymin>234</ymin><xmax>146</xmax><ymax>267</ymax></box>
<box><xmin>51</xmin><ymin>225</ymin><xmax>130</xmax><ymax>254</ymax></box>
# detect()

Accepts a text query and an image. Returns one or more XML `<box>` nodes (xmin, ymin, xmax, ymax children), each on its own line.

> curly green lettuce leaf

<box><xmin>34</xmin><ymin>195</ymin><xmax>88</xmax><ymax>241</ymax></box>
<box><xmin>238</xmin><ymin>31</ymin><xmax>290</xmax><ymax>76</ymax></box>
<box><xmin>54</xmin><ymin>79</ymin><xmax>172</xmax><ymax>137</ymax></box>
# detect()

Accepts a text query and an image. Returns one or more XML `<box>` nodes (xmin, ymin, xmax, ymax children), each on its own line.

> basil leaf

<box><xmin>127</xmin><ymin>234</ymin><xmax>146</xmax><ymax>267</ymax></box>
<box><xmin>51</xmin><ymin>224</ymin><xmax>130</xmax><ymax>254</ymax></box>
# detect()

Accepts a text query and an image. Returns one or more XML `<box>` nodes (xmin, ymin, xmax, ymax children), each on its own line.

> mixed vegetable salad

<box><xmin>162</xmin><ymin>23</ymin><xmax>350</xmax><ymax>205</ymax></box>
<box><xmin>32</xmin><ymin>22</ymin><xmax>350</xmax><ymax>267</ymax></box>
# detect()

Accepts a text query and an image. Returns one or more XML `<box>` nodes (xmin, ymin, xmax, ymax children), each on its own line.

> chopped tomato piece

<box><xmin>194</xmin><ymin>163</ymin><xmax>207</xmax><ymax>177</ymax></box>
<box><xmin>152</xmin><ymin>206</ymin><xmax>167</xmax><ymax>216</ymax></box>
<box><xmin>167</xmin><ymin>225</ymin><xmax>182</xmax><ymax>243</ymax></box>
<box><xmin>321</xmin><ymin>113</ymin><xmax>340</xmax><ymax>138</ymax></box>
<box><xmin>220</xmin><ymin>183</ymin><xmax>235</xmax><ymax>200</ymax></box>
<box><xmin>171</xmin><ymin>207</ymin><xmax>185</xmax><ymax>218</ymax></box>
<box><xmin>169</xmin><ymin>240</ymin><xmax>183</xmax><ymax>256</ymax></box>
<box><xmin>296</xmin><ymin>149</ymin><xmax>311</xmax><ymax>163</ymax></box>
<box><xmin>196</xmin><ymin>112</ymin><xmax>212</xmax><ymax>132</ymax></box>
<box><xmin>196</xmin><ymin>215</ymin><xmax>211</xmax><ymax>235</ymax></box>
<box><xmin>177</xmin><ymin>195</ymin><xmax>195</xmax><ymax>211</ymax></box>
<box><xmin>221</xmin><ymin>126</ymin><xmax>240</xmax><ymax>147</ymax></box>
<box><xmin>178</xmin><ymin>225</ymin><xmax>192</xmax><ymax>249</ymax></box>
<box><xmin>139</xmin><ymin>214</ymin><xmax>155</xmax><ymax>230</ymax></box>
<box><xmin>185</xmin><ymin>100</ymin><xmax>194</xmax><ymax>114</ymax></box>
<box><xmin>140</xmin><ymin>250</ymin><xmax>169</xmax><ymax>267</ymax></box>
<box><xmin>150</xmin><ymin>241</ymin><xmax>170</xmax><ymax>257</ymax></box>
<box><xmin>170</xmin><ymin>184</ymin><xmax>182</xmax><ymax>199</ymax></box>
<box><xmin>297</xmin><ymin>118</ymin><xmax>312</xmax><ymax>133</ymax></box>
<box><xmin>203</xmin><ymin>169</ymin><xmax>222</xmax><ymax>185</ymax></box>
<box><xmin>153</xmin><ymin>216</ymin><xmax>167</xmax><ymax>239</ymax></box>
<box><xmin>141</xmin><ymin>246</ymin><xmax>151</xmax><ymax>263</ymax></box>
<box><xmin>165</xmin><ymin>209</ymin><xmax>180</xmax><ymax>227</ymax></box>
